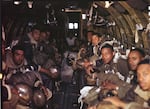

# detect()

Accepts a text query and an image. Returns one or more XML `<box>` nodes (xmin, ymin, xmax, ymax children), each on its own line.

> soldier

<box><xmin>34</xmin><ymin>28</ymin><xmax>62</xmax><ymax>92</ymax></box>
<box><xmin>66</xmin><ymin>31</ymin><xmax>78</xmax><ymax>51</ymax></box>
<box><xmin>87</xmin><ymin>30</ymin><xmax>94</xmax><ymax>45</ymax></box>
<box><xmin>85</xmin><ymin>44</ymin><xmax>131</xmax><ymax>98</ymax></box>
<box><xmin>39</xmin><ymin>29</ymin><xmax>57</xmax><ymax>59</ymax></box>
<box><xmin>5</xmin><ymin>44</ymin><xmax>48</xmax><ymax>88</ymax></box>
<box><xmin>18</xmin><ymin>25</ymin><xmax>41</xmax><ymax>65</ymax></box>
<box><xmin>86</xmin><ymin>44</ymin><xmax>129</xmax><ymax>81</ymax></box>
<box><xmin>18</xmin><ymin>25</ymin><xmax>56</xmax><ymax>78</ymax></box>
<box><xmin>104</xmin><ymin>58</ymin><xmax>150</xmax><ymax>109</ymax></box>
<box><xmin>77</xmin><ymin>30</ymin><xmax>94</xmax><ymax>59</ymax></box>
<box><xmin>87</xmin><ymin>32</ymin><xmax>103</xmax><ymax>58</ymax></box>
<box><xmin>4</xmin><ymin>44</ymin><xmax>52</xmax><ymax>109</ymax></box>
<box><xmin>96</xmin><ymin>48</ymin><xmax>146</xmax><ymax>101</ymax></box>
<box><xmin>78</xmin><ymin>32</ymin><xmax>103</xmax><ymax>60</ymax></box>
<box><xmin>5</xmin><ymin>44</ymin><xmax>28</xmax><ymax>80</ymax></box>
<box><xmin>127</xmin><ymin>48</ymin><xmax>145</xmax><ymax>85</ymax></box>
<box><xmin>85</xmin><ymin>31</ymin><xmax>94</xmax><ymax>57</ymax></box>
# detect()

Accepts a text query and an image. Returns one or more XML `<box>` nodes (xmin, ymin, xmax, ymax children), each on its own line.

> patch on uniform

<box><xmin>116</xmin><ymin>72</ymin><xmax>125</xmax><ymax>81</ymax></box>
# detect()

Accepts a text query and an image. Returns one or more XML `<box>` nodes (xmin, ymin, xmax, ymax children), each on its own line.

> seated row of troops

<box><xmin>95</xmin><ymin>58</ymin><xmax>150</xmax><ymax>109</ymax></box>
<box><xmin>76</xmin><ymin>31</ymin><xmax>150</xmax><ymax>109</ymax></box>
<box><xmin>2</xmin><ymin>25</ymin><xmax>150</xmax><ymax>109</ymax></box>
<box><xmin>2</xmin><ymin>25</ymin><xmax>60</xmax><ymax>109</ymax></box>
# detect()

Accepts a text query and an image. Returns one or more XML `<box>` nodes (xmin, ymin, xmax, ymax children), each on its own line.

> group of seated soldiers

<box><xmin>2</xmin><ymin>26</ymin><xmax>150</xmax><ymax>109</ymax></box>
<box><xmin>77</xmin><ymin>31</ymin><xmax>150</xmax><ymax>109</ymax></box>
<box><xmin>2</xmin><ymin>25</ymin><xmax>60</xmax><ymax>109</ymax></box>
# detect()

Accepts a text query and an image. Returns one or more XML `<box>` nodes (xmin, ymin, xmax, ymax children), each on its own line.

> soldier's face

<box><xmin>87</xmin><ymin>32</ymin><xmax>93</xmax><ymax>42</ymax></box>
<box><xmin>40</xmin><ymin>32</ymin><xmax>47</xmax><ymax>41</ymax></box>
<box><xmin>32</xmin><ymin>29</ymin><xmax>40</xmax><ymax>41</ymax></box>
<box><xmin>13</xmin><ymin>50</ymin><xmax>25</xmax><ymax>65</ymax></box>
<box><xmin>137</xmin><ymin>64</ymin><xmax>150</xmax><ymax>91</ymax></box>
<box><xmin>128</xmin><ymin>51</ymin><xmax>143</xmax><ymax>71</ymax></box>
<box><xmin>91</xmin><ymin>35</ymin><xmax>99</xmax><ymax>45</ymax></box>
<box><xmin>101</xmin><ymin>48</ymin><xmax>114</xmax><ymax>64</ymax></box>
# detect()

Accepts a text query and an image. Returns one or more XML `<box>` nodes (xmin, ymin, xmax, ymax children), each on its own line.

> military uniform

<box><xmin>123</xmin><ymin>85</ymin><xmax>150</xmax><ymax>109</ymax></box>
<box><xmin>95</xmin><ymin>58</ymin><xmax>129</xmax><ymax>82</ymax></box>
<box><xmin>5</xmin><ymin>51</ymin><xmax>41</xmax><ymax>85</ymax></box>
<box><xmin>85</xmin><ymin>42</ymin><xmax>102</xmax><ymax>58</ymax></box>
<box><xmin>126</xmin><ymin>70</ymin><xmax>138</xmax><ymax>85</ymax></box>
<box><xmin>4</xmin><ymin>51</ymin><xmax>51</xmax><ymax>109</ymax></box>
<box><xmin>94</xmin><ymin>58</ymin><xmax>131</xmax><ymax>98</ymax></box>
<box><xmin>18</xmin><ymin>33</ymin><xmax>38</xmax><ymax>65</ymax></box>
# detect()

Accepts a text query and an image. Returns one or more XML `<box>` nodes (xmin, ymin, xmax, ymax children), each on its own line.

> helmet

<box><xmin>32</xmin><ymin>89</ymin><xmax>46</xmax><ymax>108</ymax></box>
<box><xmin>15</xmin><ymin>83</ymin><xmax>33</xmax><ymax>106</ymax></box>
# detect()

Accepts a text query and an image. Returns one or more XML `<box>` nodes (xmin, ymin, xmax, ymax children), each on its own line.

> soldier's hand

<box><xmin>104</xmin><ymin>96</ymin><xmax>126</xmax><ymax>108</ymax></box>
<box><xmin>49</xmin><ymin>71</ymin><xmax>59</xmax><ymax>78</ymax></box>
<box><xmin>102</xmin><ymin>80</ymin><xmax>117</xmax><ymax>90</ymax></box>
<box><xmin>80</xmin><ymin>48</ymin><xmax>86</xmax><ymax>53</ymax></box>
<box><xmin>40</xmin><ymin>85</ymin><xmax>48</xmax><ymax>97</ymax></box>
<box><xmin>85</xmin><ymin>66</ymin><xmax>94</xmax><ymax>76</ymax></box>
<box><xmin>39</xmin><ymin>67</ymin><xmax>58</xmax><ymax>78</ymax></box>
<box><xmin>83</xmin><ymin>59</ymin><xmax>91</xmax><ymax>68</ymax></box>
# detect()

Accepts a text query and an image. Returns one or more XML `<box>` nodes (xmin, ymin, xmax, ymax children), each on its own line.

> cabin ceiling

<box><xmin>2</xmin><ymin>0</ymin><xmax>149</xmax><ymax>17</ymax></box>
<box><xmin>2</xmin><ymin>0</ymin><xmax>149</xmax><ymax>29</ymax></box>
<box><xmin>1</xmin><ymin>0</ymin><xmax>150</xmax><ymax>52</ymax></box>
<box><xmin>1</xmin><ymin>0</ymin><xmax>149</xmax><ymax>26</ymax></box>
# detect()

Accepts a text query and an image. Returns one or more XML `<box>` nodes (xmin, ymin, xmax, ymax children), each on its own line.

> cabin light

<box><xmin>105</xmin><ymin>1</ymin><xmax>114</xmax><ymax>8</ymax></box>
<box><xmin>62</xmin><ymin>9</ymin><xmax>65</xmax><ymax>12</ymax></box>
<box><xmin>82</xmin><ymin>14</ymin><xmax>86</xmax><ymax>20</ymax></box>
<box><xmin>14</xmin><ymin>1</ymin><xmax>22</xmax><ymax>5</ymax></box>
<box><xmin>148</xmin><ymin>6</ymin><xmax>150</xmax><ymax>10</ymax></box>
<box><xmin>28</xmin><ymin>1</ymin><xmax>33</xmax><ymax>8</ymax></box>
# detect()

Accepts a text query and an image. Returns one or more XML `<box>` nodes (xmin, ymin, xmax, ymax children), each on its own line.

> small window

<box><xmin>69</xmin><ymin>23</ymin><xmax>74</xmax><ymax>29</ymax></box>
<box><xmin>68</xmin><ymin>22</ymin><xmax>78</xmax><ymax>29</ymax></box>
